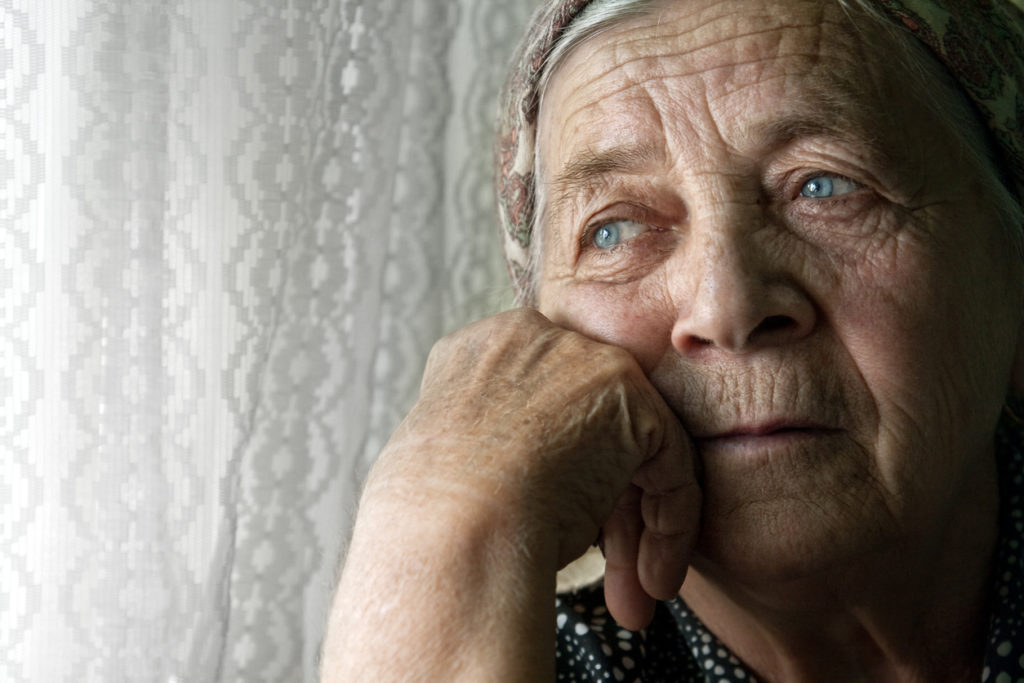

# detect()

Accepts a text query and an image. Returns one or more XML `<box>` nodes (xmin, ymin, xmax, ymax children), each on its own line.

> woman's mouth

<box><xmin>694</xmin><ymin>421</ymin><xmax>842</xmax><ymax>457</ymax></box>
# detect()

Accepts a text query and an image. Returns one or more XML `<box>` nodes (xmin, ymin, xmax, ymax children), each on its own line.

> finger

<box><xmin>637</xmin><ymin>483</ymin><xmax>701</xmax><ymax>599</ymax></box>
<box><xmin>601</xmin><ymin>485</ymin><xmax>656</xmax><ymax>631</ymax></box>
<box><xmin>632</xmin><ymin>425</ymin><xmax>702</xmax><ymax>601</ymax></box>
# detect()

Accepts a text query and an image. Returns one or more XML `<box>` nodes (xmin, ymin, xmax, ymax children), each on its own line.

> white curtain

<box><xmin>1</xmin><ymin>0</ymin><xmax>534</xmax><ymax>680</ymax></box>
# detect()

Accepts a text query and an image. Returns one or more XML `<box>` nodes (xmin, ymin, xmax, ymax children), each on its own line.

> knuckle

<box><xmin>578</xmin><ymin>338</ymin><xmax>638</xmax><ymax>379</ymax></box>
<box><xmin>431</xmin><ymin>309</ymin><xmax>537</xmax><ymax>361</ymax></box>
<box><xmin>488</xmin><ymin>307</ymin><xmax>549</xmax><ymax>338</ymax></box>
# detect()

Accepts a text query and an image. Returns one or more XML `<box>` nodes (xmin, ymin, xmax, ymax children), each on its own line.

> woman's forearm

<box><xmin>320</xmin><ymin>474</ymin><xmax>559</xmax><ymax>682</ymax></box>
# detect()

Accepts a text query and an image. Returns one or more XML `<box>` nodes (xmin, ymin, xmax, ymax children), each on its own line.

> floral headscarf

<box><xmin>495</xmin><ymin>0</ymin><xmax>1024</xmax><ymax>298</ymax></box>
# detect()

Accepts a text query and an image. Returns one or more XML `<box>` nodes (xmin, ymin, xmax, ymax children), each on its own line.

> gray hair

<box><xmin>537</xmin><ymin>0</ymin><xmax>659</xmax><ymax>100</ymax></box>
<box><xmin>527</xmin><ymin>0</ymin><xmax>1024</xmax><ymax>295</ymax></box>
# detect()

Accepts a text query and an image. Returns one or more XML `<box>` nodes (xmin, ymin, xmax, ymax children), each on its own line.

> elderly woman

<box><xmin>322</xmin><ymin>0</ymin><xmax>1024</xmax><ymax>680</ymax></box>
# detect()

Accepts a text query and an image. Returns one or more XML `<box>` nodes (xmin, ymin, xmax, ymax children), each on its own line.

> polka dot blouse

<box><xmin>555</xmin><ymin>415</ymin><xmax>1024</xmax><ymax>682</ymax></box>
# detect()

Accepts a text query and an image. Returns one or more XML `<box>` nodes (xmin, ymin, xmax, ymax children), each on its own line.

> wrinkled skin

<box><xmin>324</xmin><ymin>309</ymin><xmax>701</xmax><ymax>679</ymax></box>
<box><xmin>370</xmin><ymin>309</ymin><xmax>701</xmax><ymax>627</ymax></box>
<box><xmin>323</xmin><ymin>0</ymin><xmax>1024</xmax><ymax>680</ymax></box>
<box><xmin>534</xmin><ymin>0</ymin><xmax>1023</xmax><ymax>677</ymax></box>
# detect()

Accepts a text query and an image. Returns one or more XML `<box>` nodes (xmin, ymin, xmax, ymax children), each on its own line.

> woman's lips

<box><xmin>693</xmin><ymin>422</ymin><xmax>841</xmax><ymax>456</ymax></box>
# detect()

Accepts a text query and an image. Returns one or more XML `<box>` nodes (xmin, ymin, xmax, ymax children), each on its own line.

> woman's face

<box><xmin>536</xmin><ymin>0</ymin><xmax>1024</xmax><ymax>580</ymax></box>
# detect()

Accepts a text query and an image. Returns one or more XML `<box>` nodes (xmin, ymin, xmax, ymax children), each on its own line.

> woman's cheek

<box><xmin>542</xmin><ymin>279</ymin><xmax>675</xmax><ymax>372</ymax></box>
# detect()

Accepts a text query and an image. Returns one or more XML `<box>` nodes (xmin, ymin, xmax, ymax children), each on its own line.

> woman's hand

<box><xmin>397</xmin><ymin>308</ymin><xmax>702</xmax><ymax>626</ymax></box>
<box><xmin>322</xmin><ymin>309</ymin><xmax>701</xmax><ymax>680</ymax></box>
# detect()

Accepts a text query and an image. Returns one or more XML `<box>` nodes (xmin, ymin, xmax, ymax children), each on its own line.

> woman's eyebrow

<box><xmin>755</xmin><ymin>110</ymin><xmax>892</xmax><ymax>168</ymax></box>
<box><xmin>546</xmin><ymin>143</ymin><xmax>663</xmax><ymax>219</ymax></box>
<box><xmin>552</xmin><ymin>144</ymin><xmax>662</xmax><ymax>186</ymax></box>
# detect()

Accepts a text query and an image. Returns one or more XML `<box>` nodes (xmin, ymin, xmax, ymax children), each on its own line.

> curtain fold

<box><xmin>1</xmin><ymin>0</ymin><xmax>534</xmax><ymax>680</ymax></box>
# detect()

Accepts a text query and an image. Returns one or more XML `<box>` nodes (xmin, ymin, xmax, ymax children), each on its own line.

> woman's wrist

<box><xmin>322</xmin><ymin>462</ymin><xmax>560</xmax><ymax>681</ymax></box>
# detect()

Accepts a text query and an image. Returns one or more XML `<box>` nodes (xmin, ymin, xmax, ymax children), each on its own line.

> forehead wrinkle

<box><xmin>552</xmin><ymin>52</ymin><xmax>805</xmax><ymax>146</ymax></box>
<box><xmin>552</xmin><ymin>13</ymin><xmax>845</xmax><ymax>142</ymax></box>
<box><xmin>581</xmin><ymin>0</ymin><xmax>836</xmax><ymax>80</ymax></box>
<box><xmin>599</xmin><ymin>0</ymin><xmax>829</xmax><ymax>58</ymax></box>
<box><xmin>553</xmin><ymin>0</ymin><xmax>832</xmax><ymax>97</ymax></box>
<box><xmin>550</xmin><ymin>0</ymin><xmax>848</xmax><ymax>115</ymax></box>
<box><xmin>563</xmin><ymin>20</ymin><xmax>828</xmax><ymax>109</ymax></box>
<box><xmin>551</xmin><ymin>54</ymin><xmax>837</xmax><ymax>178</ymax></box>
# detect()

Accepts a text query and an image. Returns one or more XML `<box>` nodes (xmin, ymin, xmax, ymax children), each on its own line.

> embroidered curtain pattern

<box><xmin>1</xmin><ymin>0</ymin><xmax>534</xmax><ymax>680</ymax></box>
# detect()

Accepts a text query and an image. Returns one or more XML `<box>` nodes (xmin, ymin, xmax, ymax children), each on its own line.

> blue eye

<box><xmin>594</xmin><ymin>224</ymin><xmax>621</xmax><ymax>249</ymax></box>
<box><xmin>591</xmin><ymin>220</ymin><xmax>648</xmax><ymax>250</ymax></box>
<box><xmin>800</xmin><ymin>175</ymin><xmax>859</xmax><ymax>199</ymax></box>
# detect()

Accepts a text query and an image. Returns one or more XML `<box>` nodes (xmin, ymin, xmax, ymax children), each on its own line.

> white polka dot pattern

<box><xmin>556</xmin><ymin>415</ymin><xmax>1024</xmax><ymax>681</ymax></box>
<box><xmin>983</xmin><ymin>412</ymin><xmax>1024</xmax><ymax>682</ymax></box>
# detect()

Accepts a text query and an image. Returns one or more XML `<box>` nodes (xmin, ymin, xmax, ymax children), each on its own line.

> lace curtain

<box><xmin>2</xmin><ymin>0</ymin><xmax>534</xmax><ymax>680</ymax></box>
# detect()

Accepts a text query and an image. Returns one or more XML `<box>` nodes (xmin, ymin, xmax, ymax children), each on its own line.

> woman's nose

<box><xmin>669</xmin><ymin>228</ymin><xmax>816</xmax><ymax>356</ymax></box>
